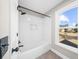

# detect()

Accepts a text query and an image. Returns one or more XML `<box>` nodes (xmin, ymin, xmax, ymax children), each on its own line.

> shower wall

<box><xmin>19</xmin><ymin>14</ymin><xmax>50</xmax><ymax>52</ymax></box>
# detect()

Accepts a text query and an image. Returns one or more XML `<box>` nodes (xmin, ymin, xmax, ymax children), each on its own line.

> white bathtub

<box><xmin>18</xmin><ymin>42</ymin><xmax>50</xmax><ymax>59</ymax></box>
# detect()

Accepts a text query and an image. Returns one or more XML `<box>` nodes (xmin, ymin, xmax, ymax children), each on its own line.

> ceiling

<box><xmin>19</xmin><ymin>0</ymin><xmax>64</xmax><ymax>14</ymax></box>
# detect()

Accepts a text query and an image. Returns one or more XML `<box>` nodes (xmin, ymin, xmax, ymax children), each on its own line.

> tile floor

<box><xmin>36</xmin><ymin>50</ymin><xmax>62</xmax><ymax>59</ymax></box>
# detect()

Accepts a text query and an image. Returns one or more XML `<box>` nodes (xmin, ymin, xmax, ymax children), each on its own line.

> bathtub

<box><xmin>18</xmin><ymin>42</ymin><xmax>50</xmax><ymax>59</ymax></box>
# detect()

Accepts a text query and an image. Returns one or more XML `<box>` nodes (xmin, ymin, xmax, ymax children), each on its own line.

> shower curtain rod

<box><xmin>17</xmin><ymin>5</ymin><xmax>50</xmax><ymax>17</ymax></box>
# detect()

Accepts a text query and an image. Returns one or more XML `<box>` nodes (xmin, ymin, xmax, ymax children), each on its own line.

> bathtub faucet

<box><xmin>12</xmin><ymin>47</ymin><xmax>19</xmax><ymax>53</ymax></box>
<box><xmin>12</xmin><ymin>45</ymin><xmax>24</xmax><ymax>53</ymax></box>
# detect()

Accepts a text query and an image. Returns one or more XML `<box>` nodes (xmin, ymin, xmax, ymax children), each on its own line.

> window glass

<box><xmin>59</xmin><ymin>7</ymin><xmax>78</xmax><ymax>48</ymax></box>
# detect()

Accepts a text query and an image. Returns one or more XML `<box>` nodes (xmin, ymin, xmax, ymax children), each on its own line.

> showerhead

<box><xmin>18</xmin><ymin>8</ymin><xmax>26</xmax><ymax>15</ymax></box>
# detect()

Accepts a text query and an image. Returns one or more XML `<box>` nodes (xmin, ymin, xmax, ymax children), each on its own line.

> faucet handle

<box><xmin>12</xmin><ymin>45</ymin><xmax>24</xmax><ymax>53</ymax></box>
<box><xmin>19</xmin><ymin>45</ymin><xmax>24</xmax><ymax>47</ymax></box>
<box><xmin>12</xmin><ymin>47</ymin><xmax>19</xmax><ymax>53</ymax></box>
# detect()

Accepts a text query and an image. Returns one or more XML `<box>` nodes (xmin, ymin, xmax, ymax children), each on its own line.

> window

<box><xmin>55</xmin><ymin>1</ymin><xmax>78</xmax><ymax>53</ymax></box>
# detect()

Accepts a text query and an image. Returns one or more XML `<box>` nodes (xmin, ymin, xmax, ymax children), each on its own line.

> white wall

<box><xmin>0</xmin><ymin>0</ymin><xmax>9</xmax><ymax>39</ymax></box>
<box><xmin>19</xmin><ymin>14</ymin><xmax>51</xmax><ymax>52</ymax></box>
<box><xmin>43</xmin><ymin>17</ymin><xmax>51</xmax><ymax>44</ymax></box>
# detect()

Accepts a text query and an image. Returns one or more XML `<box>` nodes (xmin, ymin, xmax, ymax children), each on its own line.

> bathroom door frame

<box><xmin>10</xmin><ymin>0</ymin><xmax>19</xmax><ymax>59</ymax></box>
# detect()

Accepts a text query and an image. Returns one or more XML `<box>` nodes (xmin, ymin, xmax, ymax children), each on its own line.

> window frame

<box><xmin>55</xmin><ymin>1</ymin><xmax>78</xmax><ymax>53</ymax></box>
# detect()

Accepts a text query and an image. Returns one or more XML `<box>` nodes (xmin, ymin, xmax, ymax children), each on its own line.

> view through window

<box><xmin>59</xmin><ymin>7</ymin><xmax>78</xmax><ymax>48</ymax></box>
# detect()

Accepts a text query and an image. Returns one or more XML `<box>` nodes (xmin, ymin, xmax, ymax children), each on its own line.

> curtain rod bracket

<box><xmin>17</xmin><ymin>5</ymin><xmax>50</xmax><ymax>17</ymax></box>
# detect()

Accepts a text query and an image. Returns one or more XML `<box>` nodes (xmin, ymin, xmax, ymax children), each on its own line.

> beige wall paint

<box><xmin>48</xmin><ymin>0</ymin><xmax>78</xmax><ymax>59</ymax></box>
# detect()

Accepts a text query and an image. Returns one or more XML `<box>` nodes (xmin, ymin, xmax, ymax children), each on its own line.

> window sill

<box><xmin>55</xmin><ymin>42</ymin><xmax>78</xmax><ymax>54</ymax></box>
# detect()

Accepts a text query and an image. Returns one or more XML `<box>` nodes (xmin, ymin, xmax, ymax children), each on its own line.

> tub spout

<box><xmin>12</xmin><ymin>45</ymin><xmax>24</xmax><ymax>53</ymax></box>
<box><xmin>12</xmin><ymin>47</ymin><xmax>19</xmax><ymax>53</ymax></box>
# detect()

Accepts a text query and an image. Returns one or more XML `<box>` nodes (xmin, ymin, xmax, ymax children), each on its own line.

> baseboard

<box><xmin>51</xmin><ymin>49</ymin><xmax>69</xmax><ymax>59</ymax></box>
